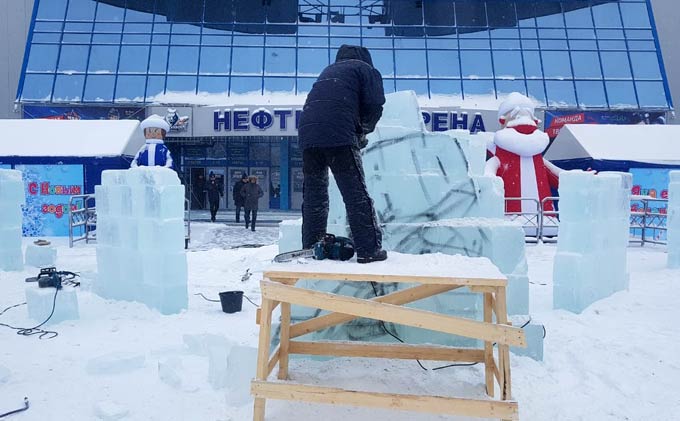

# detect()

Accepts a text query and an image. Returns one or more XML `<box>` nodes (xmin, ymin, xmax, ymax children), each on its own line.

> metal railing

<box><xmin>185</xmin><ymin>198</ymin><xmax>191</xmax><ymax>249</ymax></box>
<box><xmin>630</xmin><ymin>195</ymin><xmax>668</xmax><ymax>246</ymax></box>
<box><xmin>539</xmin><ymin>196</ymin><xmax>560</xmax><ymax>243</ymax></box>
<box><xmin>503</xmin><ymin>197</ymin><xmax>541</xmax><ymax>243</ymax></box>
<box><xmin>68</xmin><ymin>194</ymin><xmax>96</xmax><ymax>247</ymax></box>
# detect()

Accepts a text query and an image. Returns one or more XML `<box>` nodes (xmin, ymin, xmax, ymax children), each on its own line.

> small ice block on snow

<box><xmin>25</xmin><ymin>244</ymin><xmax>57</xmax><ymax>267</ymax></box>
<box><xmin>25</xmin><ymin>286</ymin><xmax>79</xmax><ymax>325</ymax></box>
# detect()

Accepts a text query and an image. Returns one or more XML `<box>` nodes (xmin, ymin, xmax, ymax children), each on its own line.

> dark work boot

<box><xmin>357</xmin><ymin>249</ymin><xmax>388</xmax><ymax>264</ymax></box>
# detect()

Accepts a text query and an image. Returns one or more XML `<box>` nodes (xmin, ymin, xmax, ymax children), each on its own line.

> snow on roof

<box><xmin>0</xmin><ymin>119</ymin><xmax>146</xmax><ymax>158</ymax></box>
<box><xmin>544</xmin><ymin>124</ymin><xmax>680</xmax><ymax>164</ymax></box>
<box><xmin>265</xmin><ymin>251</ymin><xmax>505</xmax><ymax>281</ymax></box>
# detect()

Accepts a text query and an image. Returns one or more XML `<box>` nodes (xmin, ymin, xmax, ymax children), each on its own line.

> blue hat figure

<box><xmin>131</xmin><ymin>115</ymin><xmax>174</xmax><ymax>168</ymax></box>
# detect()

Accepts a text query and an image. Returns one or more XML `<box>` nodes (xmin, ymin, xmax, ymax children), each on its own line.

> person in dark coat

<box><xmin>206</xmin><ymin>174</ymin><xmax>223</xmax><ymax>222</ymax></box>
<box><xmin>298</xmin><ymin>44</ymin><xmax>387</xmax><ymax>264</ymax></box>
<box><xmin>241</xmin><ymin>175</ymin><xmax>263</xmax><ymax>231</ymax></box>
<box><xmin>232</xmin><ymin>174</ymin><xmax>248</xmax><ymax>223</ymax></box>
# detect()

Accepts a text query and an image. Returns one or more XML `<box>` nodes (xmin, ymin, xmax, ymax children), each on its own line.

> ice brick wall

<box><xmin>553</xmin><ymin>171</ymin><xmax>631</xmax><ymax>313</ymax></box>
<box><xmin>0</xmin><ymin>169</ymin><xmax>25</xmax><ymax>271</ymax></box>
<box><xmin>668</xmin><ymin>170</ymin><xmax>680</xmax><ymax>268</ymax></box>
<box><xmin>94</xmin><ymin>167</ymin><xmax>187</xmax><ymax>315</ymax></box>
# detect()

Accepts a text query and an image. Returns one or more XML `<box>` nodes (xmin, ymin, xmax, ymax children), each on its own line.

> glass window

<box><xmin>115</xmin><ymin>75</ymin><xmax>146</xmax><ymax>102</ymax></box>
<box><xmin>172</xmin><ymin>34</ymin><xmax>201</xmax><ymax>45</ymax></box>
<box><xmin>95</xmin><ymin>3</ymin><xmax>125</xmax><ymax>22</ymax></box>
<box><xmin>92</xmin><ymin>33</ymin><xmax>122</xmax><ymax>44</ymax></box>
<box><xmin>34</xmin><ymin>21</ymin><xmax>64</xmax><ymax>31</ymax></box>
<box><xmin>620</xmin><ymin>3</ymin><xmax>651</xmax><ymax>28</ymax></box>
<box><xmin>200</xmin><ymin>47</ymin><xmax>231</xmax><ymax>75</ymax></box>
<box><xmin>21</xmin><ymin>74</ymin><xmax>54</xmax><ymax>101</ymax></box>
<box><xmin>456</xmin><ymin>2</ymin><xmax>487</xmax><ymax>27</ymax></box>
<box><xmin>168</xmin><ymin>46</ymin><xmax>199</xmax><ymax>74</ymax></box>
<box><xmin>84</xmin><ymin>74</ymin><xmax>115</xmax><ymax>102</ymax></box>
<box><xmin>492</xmin><ymin>38</ymin><xmax>520</xmax><ymax>49</ymax></box>
<box><xmin>57</xmin><ymin>45</ymin><xmax>89</xmax><ymax>72</ymax></box>
<box><xmin>149</xmin><ymin>46</ymin><xmax>169</xmax><ymax>74</ymax></box>
<box><xmin>202</xmin><ymin>35</ymin><xmax>231</xmax><ymax>46</ymax></box>
<box><xmin>496</xmin><ymin>80</ymin><xmax>526</xmax><ymax>96</ymax></box>
<box><xmin>230</xmin><ymin>76</ymin><xmax>262</xmax><ymax>94</ymax></box>
<box><xmin>535</xmin><ymin>8</ymin><xmax>564</xmax><ymax>28</ymax></box>
<box><xmin>630</xmin><ymin>52</ymin><xmax>662</xmax><ymax>79</ymax></box>
<box><xmin>628</xmin><ymin>41</ymin><xmax>656</xmax><ymax>51</ymax></box>
<box><xmin>396</xmin><ymin>79</ymin><xmax>428</xmax><ymax>96</ymax></box>
<box><xmin>231</xmin><ymin>47</ymin><xmax>263</xmax><ymax>75</ymax></box>
<box><xmin>546</xmin><ymin>81</ymin><xmax>576</xmax><ymax>107</ymax></box>
<box><xmin>430</xmin><ymin>79</ymin><xmax>462</xmax><ymax>96</ymax></box>
<box><xmin>27</xmin><ymin>44</ymin><xmax>60</xmax><ymax>72</ymax></box>
<box><xmin>145</xmin><ymin>75</ymin><xmax>166</xmax><ymax>100</ymax></box>
<box><xmin>461</xmin><ymin>50</ymin><xmax>493</xmax><ymax>78</ymax></box>
<box><xmin>32</xmin><ymin>33</ymin><xmax>62</xmax><ymax>43</ymax></box>
<box><xmin>119</xmin><ymin>46</ymin><xmax>150</xmax><ymax>73</ymax></box>
<box><xmin>601</xmin><ymin>52</ymin><xmax>632</xmax><ymax>79</ymax></box>
<box><xmin>463</xmin><ymin>80</ymin><xmax>495</xmax><ymax>97</ymax></box>
<box><xmin>626</xmin><ymin>30</ymin><xmax>654</xmax><ymax>40</ymax></box>
<box><xmin>152</xmin><ymin>34</ymin><xmax>170</xmax><ymax>44</ymax></box>
<box><xmin>598</xmin><ymin>40</ymin><xmax>626</xmax><ymax>50</ymax></box>
<box><xmin>64</xmin><ymin>22</ymin><xmax>93</xmax><ymax>33</ymax></box>
<box><xmin>493</xmin><ymin>51</ymin><xmax>523</xmax><ymax>78</ymax></box>
<box><xmin>592</xmin><ymin>3</ymin><xmax>622</xmax><ymax>28</ymax></box>
<box><xmin>296</xmin><ymin>77</ymin><xmax>317</xmax><ymax>94</ymax></box>
<box><xmin>487</xmin><ymin>2</ymin><xmax>516</xmax><ymax>28</ymax></box>
<box><xmin>53</xmin><ymin>74</ymin><xmax>85</xmax><ymax>101</ymax></box>
<box><xmin>606</xmin><ymin>81</ymin><xmax>637</xmax><ymax>107</ymax></box>
<box><xmin>636</xmin><ymin>82</ymin><xmax>668</xmax><ymax>108</ymax></box>
<box><xmin>575</xmin><ymin>81</ymin><xmax>607</xmax><ymax>107</ymax></box>
<box><xmin>541</xmin><ymin>51</ymin><xmax>572</xmax><ymax>78</ymax></box>
<box><xmin>122</xmin><ymin>34</ymin><xmax>151</xmax><ymax>44</ymax></box>
<box><xmin>370</xmin><ymin>49</ymin><xmax>395</xmax><ymax>78</ymax></box>
<box><xmin>428</xmin><ymin>50</ymin><xmax>459</xmax><ymax>78</ymax></box>
<box><xmin>233</xmin><ymin>35</ymin><xmax>264</xmax><ymax>46</ymax></box>
<box><xmin>569</xmin><ymin>40</ymin><xmax>597</xmax><ymax>50</ymax></box>
<box><xmin>166</xmin><ymin>75</ymin><xmax>197</xmax><ymax>93</ymax></box>
<box><xmin>382</xmin><ymin>78</ymin><xmax>396</xmax><ymax>94</ymax></box>
<box><xmin>523</xmin><ymin>51</ymin><xmax>543</xmax><ymax>78</ymax></box>
<box><xmin>125</xmin><ymin>0</ymin><xmax>155</xmax><ymax>22</ymax></box>
<box><xmin>267</xmin><ymin>36</ymin><xmax>296</xmax><ymax>47</ymax></box>
<box><xmin>198</xmin><ymin>76</ymin><xmax>229</xmax><ymax>94</ymax></box>
<box><xmin>62</xmin><ymin>33</ymin><xmax>91</xmax><ymax>43</ymax></box>
<box><xmin>394</xmin><ymin>37</ymin><xmax>426</xmax><ymax>49</ymax></box>
<box><xmin>563</xmin><ymin>3</ymin><xmax>592</xmax><ymax>28</ymax></box>
<box><xmin>571</xmin><ymin>51</ymin><xmax>601</xmax><ymax>79</ymax></box>
<box><xmin>265</xmin><ymin>47</ymin><xmax>296</xmax><ymax>76</ymax></box>
<box><xmin>568</xmin><ymin>28</ymin><xmax>595</xmax><ymax>39</ymax></box>
<box><xmin>540</xmin><ymin>39</ymin><xmax>568</xmax><ymax>49</ymax></box>
<box><xmin>94</xmin><ymin>22</ymin><xmax>123</xmax><ymax>33</ymax></box>
<box><xmin>264</xmin><ymin>77</ymin><xmax>295</xmax><ymax>93</ymax></box>
<box><xmin>526</xmin><ymin>80</ymin><xmax>546</xmax><ymax>106</ymax></box>
<box><xmin>395</xmin><ymin>50</ymin><xmax>427</xmax><ymax>77</ymax></box>
<box><xmin>298</xmin><ymin>37</ymin><xmax>329</xmax><ymax>48</ymax></box>
<box><xmin>88</xmin><ymin>45</ymin><xmax>120</xmax><ymax>73</ymax></box>
<box><xmin>66</xmin><ymin>0</ymin><xmax>96</xmax><ymax>21</ymax></box>
<box><xmin>37</xmin><ymin>0</ymin><xmax>67</xmax><ymax>20</ymax></box>
<box><xmin>298</xmin><ymin>49</ymin><xmax>328</xmax><ymax>77</ymax></box>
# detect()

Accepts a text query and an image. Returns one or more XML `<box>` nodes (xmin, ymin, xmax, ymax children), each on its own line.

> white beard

<box><xmin>493</xmin><ymin>128</ymin><xmax>549</xmax><ymax>157</ymax></box>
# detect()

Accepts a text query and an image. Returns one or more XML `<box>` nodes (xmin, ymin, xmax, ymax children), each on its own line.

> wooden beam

<box><xmin>278</xmin><ymin>303</ymin><xmax>291</xmax><ymax>380</ymax></box>
<box><xmin>289</xmin><ymin>284</ymin><xmax>461</xmax><ymax>338</ymax></box>
<box><xmin>288</xmin><ymin>340</ymin><xmax>485</xmax><ymax>362</ymax></box>
<box><xmin>263</xmin><ymin>271</ymin><xmax>507</xmax><ymax>287</ymax></box>
<box><xmin>254</xmin><ymin>296</ymin><xmax>275</xmax><ymax>421</ymax></box>
<box><xmin>251</xmin><ymin>381</ymin><xmax>519</xmax><ymax>420</ymax></box>
<box><xmin>255</xmin><ymin>300</ymin><xmax>280</xmax><ymax>326</ymax></box>
<box><xmin>483</xmin><ymin>292</ymin><xmax>495</xmax><ymax>398</ymax></box>
<box><xmin>261</xmin><ymin>281</ymin><xmax>526</xmax><ymax>347</ymax></box>
<box><xmin>495</xmin><ymin>287</ymin><xmax>512</xmax><ymax>401</ymax></box>
<box><xmin>267</xmin><ymin>345</ymin><xmax>281</xmax><ymax>377</ymax></box>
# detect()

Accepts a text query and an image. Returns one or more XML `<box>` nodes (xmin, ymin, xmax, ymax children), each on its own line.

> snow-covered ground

<box><xmin>1</xmin><ymin>224</ymin><xmax>678</xmax><ymax>420</ymax></box>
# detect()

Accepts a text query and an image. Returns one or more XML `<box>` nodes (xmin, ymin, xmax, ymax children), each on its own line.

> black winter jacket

<box><xmin>206</xmin><ymin>180</ymin><xmax>222</xmax><ymax>204</ymax></box>
<box><xmin>298</xmin><ymin>45</ymin><xmax>385</xmax><ymax>150</ymax></box>
<box><xmin>241</xmin><ymin>183</ymin><xmax>264</xmax><ymax>210</ymax></box>
<box><xmin>233</xmin><ymin>180</ymin><xmax>246</xmax><ymax>206</ymax></box>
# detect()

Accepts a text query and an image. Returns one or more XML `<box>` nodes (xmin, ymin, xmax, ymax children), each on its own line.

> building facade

<box><xmin>13</xmin><ymin>0</ymin><xmax>675</xmax><ymax>210</ymax></box>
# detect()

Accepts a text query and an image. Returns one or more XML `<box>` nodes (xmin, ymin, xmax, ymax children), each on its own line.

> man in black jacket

<box><xmin>298</xmin><ymin>45</ymin><xmax>387</xmax><ymax>264</ymax></box>
<box><xmin>233</xmin><ymin>174</ymin><xmax>248</xmax><ymax>223</ymax></box>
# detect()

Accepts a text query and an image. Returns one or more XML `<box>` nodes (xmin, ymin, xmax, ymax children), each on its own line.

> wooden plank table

<box><xmin>251</xmin><ymin>252</ymin><xmax>526</xmax><ymax>420</ymax></box>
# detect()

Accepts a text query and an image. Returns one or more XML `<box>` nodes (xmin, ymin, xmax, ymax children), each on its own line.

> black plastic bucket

<box><xmin>219</xmin><ymin>291</ymin><xmax>244</xmax><ymax>314</ymax></box>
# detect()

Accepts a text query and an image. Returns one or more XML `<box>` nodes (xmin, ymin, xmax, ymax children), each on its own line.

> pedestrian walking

<box><xmin>233</xmin><ymin>174</ymin><xmax>248</xmax><ymax>223</ymax></box>
<box><xmin>241</xmin><ymin>175</ymin><xmax>263</xmax><ymax>231</ymax></box>
<box><xmin>207</xmin><ymin>173</ymin><xmax>223</xmax><ymax>222</ymax></box>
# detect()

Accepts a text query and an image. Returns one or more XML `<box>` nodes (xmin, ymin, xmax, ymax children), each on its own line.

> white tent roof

<box><xmin>0</xmin><ymin>119</ymin><xmax>145</xmax><ymax>158</ymax></box>
<box><xmin>544</xmin><ymin>124</ymin><xmax>680</xmax><ymax>165</ymax></box>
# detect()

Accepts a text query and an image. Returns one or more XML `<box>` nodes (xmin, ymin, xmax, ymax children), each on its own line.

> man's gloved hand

<box><xmin>357</xmin><ymin>133</ymin><xmax>368</xmax><ymax>149</ymax></box>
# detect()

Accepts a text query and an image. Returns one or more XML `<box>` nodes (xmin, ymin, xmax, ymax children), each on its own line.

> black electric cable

<box><xmin>194</xmin><ymin>292</ymin><xmax>260</xmax><ymax>308</ymax></box>
<box><xmin>0</xmin><ymin>287</ymin><xmax>59</xmax><ymax>340</ymax></box>
<box><xmin>0</xmin><ymin>397</ymin><xmax>29</xmax><ymax>418</ymax></box>
<box><xmin>0</xmin><ymin>302</ymin><xmax>26</xmax><ymax>317</ymax></box>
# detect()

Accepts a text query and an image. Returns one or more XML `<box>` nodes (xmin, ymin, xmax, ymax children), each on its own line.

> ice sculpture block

<box><xmin>0</xmin><ymin>169</ymin><xmax>25</xmax><ymax>271</ymax></box>
<box><xmin>668</xmin><ymin>171</ymin><xmax>680</xmax><ymax>268</ymax></box>
<box><xmin>95</xmin><ymin>167</ymin><xmax>187</xmax><ymax>314</ymax></box>
<box><xmin>280</xmin><ymin>91</ymin><xmax>542</xmax><ymax>359</ymax></box>
<box><xmin>554</xmin><ymin>171</ymin><xmax>631</xmax><ymax>313</ymax></box>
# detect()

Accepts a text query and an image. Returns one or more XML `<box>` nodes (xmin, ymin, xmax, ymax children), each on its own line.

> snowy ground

<box><xmin>1</xmin><ymin>224</ymin><xmax>678</xmax><ymax>420</ymax></box>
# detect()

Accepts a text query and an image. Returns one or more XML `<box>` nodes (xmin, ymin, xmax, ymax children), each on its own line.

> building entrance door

<box><xmin>207</xmin><ymin>167</ymin><xmax>226</xmax><ymax>210</ymax></box>
<box><xmin>189</xmin><ymin>167</ymin><xmax>206</xmax><ymax>210</ymax></box>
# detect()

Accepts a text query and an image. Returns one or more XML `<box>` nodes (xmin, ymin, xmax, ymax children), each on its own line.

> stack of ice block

<box><xmin>94</xmin><ymin>167</ymin><xmax>187</xmax><ymax>315</ymax></box>
<box><xmin>279</xmin><ymin>91</ymin><xmax>543</xmax><ymax>358</ymax></box>
<box><xmin>0</xmin><ymin>169</ymin><xmax>25</xmax><ymax>271</ymax></box>
<box><xmin>553</xmin><ymin>171</ymin><xmax>631</xmax><ymax>313</ymax></box>
<box><xmin>668</xmin><ymin>171</ymin><xmax>680</xmax><ymax>268</ymax></box>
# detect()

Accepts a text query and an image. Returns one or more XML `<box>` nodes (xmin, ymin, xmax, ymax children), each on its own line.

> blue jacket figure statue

<box><xmin>131</xmin><ymin>115</ymin><xmax>174</xmax><ymax>168</ymax></box>
<box><xmin>298</xmin><ymin>45</ymin><xmax>388</xmax><ymax>264</ymax></box>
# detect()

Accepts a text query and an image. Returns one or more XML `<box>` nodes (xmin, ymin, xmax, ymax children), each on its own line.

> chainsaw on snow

<box><xmin>273</xmin><ymin>233</ymin><xmax>355</xmax><ymax>263</ymax></box>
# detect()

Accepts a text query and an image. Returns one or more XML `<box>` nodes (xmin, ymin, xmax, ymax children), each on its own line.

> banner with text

<box><xmin>544</xmin><ymin>110</ymin><xmax>666</xmax><ymax>140</ymax></box>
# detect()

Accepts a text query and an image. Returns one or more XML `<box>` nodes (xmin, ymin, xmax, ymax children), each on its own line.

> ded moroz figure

<box><xmin>298</xmin><ymin>44</ymin><xmax>387</xmax><ymax>264</ymax></box>
<box><xmin>131</xmin><ymin>114</ymin><xmax>174</xmax><ymax>168</ymax></box>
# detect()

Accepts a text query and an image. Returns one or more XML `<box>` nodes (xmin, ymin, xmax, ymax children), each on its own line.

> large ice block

<box><xmin>25</xmin><ymin>286</ymin><xmax>79</xmax><ymax>325</ymax></box>
<box><xmin>282</xmin><ymin>91</ymin><xmax>542</xmax><ymax>359</ymax></box>
<box><xmin>0</xmin><ymin>169</ymin><xmax>25</xmax><ymax>271</ymax></box>
<box><xmin>554</xmin><ymin>171</ymin><xmax>631</xmax><ymax>313</ymax></box>
<box><xmin>25</xmin><ymin>244</ymin><xmax>57</xmax><ymax>267</ymax></box>
<box><xmin>95</xmin><ymin>167</ymin><xmax>187</xmax><ymax>314</ymax></box>
<box><xmin>669</xmin><ymin>171</ymin><xmax>680</xmax><ymax>268</ymax></box>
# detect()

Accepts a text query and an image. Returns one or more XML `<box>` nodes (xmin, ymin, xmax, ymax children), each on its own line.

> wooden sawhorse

<box><xmin>251</xmin><ymin>261</ymin><xmax>526</xmax><ymax>420</ymax></box>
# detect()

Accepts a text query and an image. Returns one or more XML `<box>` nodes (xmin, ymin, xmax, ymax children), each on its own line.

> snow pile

<box><xmin>0</xmin><ymin>169</ymin><xmax>24</xmax><ymax>271</ymax></box>
<box><xmin>668</xmin><ymin>170</ymin><xmax>680</xmax><ymax>268</ymax></box>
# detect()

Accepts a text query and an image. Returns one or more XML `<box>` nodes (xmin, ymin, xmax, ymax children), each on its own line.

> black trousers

<box><xmin>302</xmin><ymin>145</ymin><xmax>381</xmax><ymax>257</ymax></box>
<box><xmin>209</xmin><ymin>201</ymin><xmax>219</xmax><ymax>221</ymax></box>
<box><xmin>245</xmin><ymin>209</ymin><xmax>257</xmax><ymax>230</ymax></box>
<box><xmin>235</xmin><ymin>205</ymin><xmax>243</xmax><ymax>222</ymax></box>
